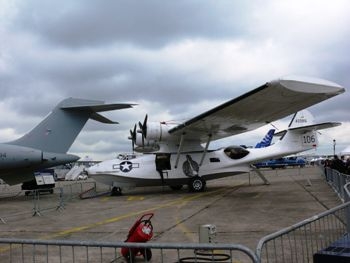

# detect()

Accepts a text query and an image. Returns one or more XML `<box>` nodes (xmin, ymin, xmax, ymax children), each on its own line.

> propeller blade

<box><xmin>142</xmin><ymin>114</ymin><xmax>148</xmax><ymax>139</ymax></box>
<box><xmin>137</xmin><ymin>114</ymin><xmax>148</xmax><ymax>148</ymax></box>
<box><xmin>131</xmin><ymin>124</ymin><xmax>137</xmax><ymax>140</ymax></box>
<box><xmin>129</xmin><ymin>124</ymin><xmax>137</xmax><ymax>152</ymax></box>
<box><xmin>138</xmin><ymin>121</ymin><xmax>143</xmax><ymax>131</ymax></box>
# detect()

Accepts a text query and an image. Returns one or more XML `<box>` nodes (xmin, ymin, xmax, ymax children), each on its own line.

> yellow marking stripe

<box><xmin>127</xmin><ymin>196</ymin><xmax>145</xmax><ymax>201</ymax></box>
<box><xmin>0</xmin><ymin>183</ymin><xmax>244</xmax><ymax>253</ymax></box>
<box><xmin>101</xmin><ymin>197</ymin><xmax>110</xmax><ymax>202</ymax></box>
<box><xmin>53</xmin><ymin>183</ymin><xmax>245</xmax><ymax>239</ymax></box>
<box><xmin>49</xmin><ymin>188</ymin><xmax>229</xmax><ymax>239</ymax></box>
<box><xmin>51</xmin><ymin>186</ymin><xmax>246</xmax><ymax>240</ymax></box>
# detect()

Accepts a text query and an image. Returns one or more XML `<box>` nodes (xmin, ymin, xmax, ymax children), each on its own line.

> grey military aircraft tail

<box><xmin>0</xmin><ymin>98</ymin><xmax>134</xmax><ymax>185</ymax></box>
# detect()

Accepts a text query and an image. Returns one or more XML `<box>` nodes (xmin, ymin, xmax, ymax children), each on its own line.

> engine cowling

<box><xmin>134</xmin><ymin>122</ymin><xmax>176</xmax><ymax>152</ymax></box>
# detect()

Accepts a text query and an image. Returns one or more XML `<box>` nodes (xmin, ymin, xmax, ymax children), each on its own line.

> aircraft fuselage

<box><xmin>87</xmin><ymin>143</ymin><xmax>298</xmax><ymax>189</ymax></box>
<box><xmin>0</xmin><ymin>143</ymin><xmax>79</xmax><ymax>185</ymax></box>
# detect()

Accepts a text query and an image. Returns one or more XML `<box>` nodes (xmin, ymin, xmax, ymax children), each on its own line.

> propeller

<box><xmin>138</xmin><ymin>114</ymin><xmax>148</xmax><ymax>148</ymax></box>
<box><xmin>128</xmin><ymin>124</ymin><xmax>137</xmax><ymax>152</ymax></box>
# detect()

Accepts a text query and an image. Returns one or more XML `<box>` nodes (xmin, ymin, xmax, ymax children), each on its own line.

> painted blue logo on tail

<box><xmin>255</xmin><ymin>129</ymin><xmax>275</xmax><ymax>148</ymax></box>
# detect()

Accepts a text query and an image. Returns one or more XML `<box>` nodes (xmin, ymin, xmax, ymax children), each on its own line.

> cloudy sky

<box><xmin>0</xmin><ymin>0</ymin><xmax>349</xmax><ymax>160</ymax></box>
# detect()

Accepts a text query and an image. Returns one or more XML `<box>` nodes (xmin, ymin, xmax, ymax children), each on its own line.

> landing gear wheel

<box><xmin>169</xmin><ymin>185</ymin><xmax>183</xmax><ymax>191</ymax></box>
<box><xmin>189</xmin><ymin>176</ymin><xmax>206</xmax><ymax>192</ymax></box>
<box><xmin>141</xmin><ymin>248</ymin><xmax>152</xmax><ymax>261</ymax></box>
<box><xmin>111</xmin><ymin>186</ymin><xmax>122</xmax><ymax>196</ymax></box>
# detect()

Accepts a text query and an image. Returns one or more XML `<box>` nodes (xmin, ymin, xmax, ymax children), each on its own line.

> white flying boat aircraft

<box><xmin>88</xmin><ymin>76</ymin><xmax>345</xmax><ymax>195</ymax></box>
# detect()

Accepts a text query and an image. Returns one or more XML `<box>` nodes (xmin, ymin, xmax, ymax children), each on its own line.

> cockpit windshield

<box><xmin>224</xmin><ymin>146</ymin><xmax>250</xmax><ymax>160</ymax></box>
<box><xmin>117</xmin><ymin>153</ymin><xmax>137</xmax><ymax>160</ymax></box>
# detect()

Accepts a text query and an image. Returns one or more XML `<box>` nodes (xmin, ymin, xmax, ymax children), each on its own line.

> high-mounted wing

<box><xmin>168</xmin><ymin>76</ymin><xmax>345</xmax><ymax>143</ymax></box>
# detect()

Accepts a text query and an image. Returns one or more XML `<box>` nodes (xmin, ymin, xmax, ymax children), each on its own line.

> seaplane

<box><xmin>87</xmin><ymin>76</ymin><xmax>345</xmax><ymax>195</ymax></box>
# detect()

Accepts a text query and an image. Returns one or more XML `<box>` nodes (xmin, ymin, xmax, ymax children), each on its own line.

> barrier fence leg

<box><xmin>32</xmin><ymin>190</ymin><xmax>42</xmax><ymax>217</ymax></box>
<box><xmin>56</xmin><ymin>187</ymin><xmax>65</xmax><ymax>211</ymax></box>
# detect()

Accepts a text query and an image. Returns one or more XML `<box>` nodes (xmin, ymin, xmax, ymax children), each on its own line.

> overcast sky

<box><xmin>0</xmin><ymin>0</ymin><xmax>349</xmax><ymax>160</ymax></box>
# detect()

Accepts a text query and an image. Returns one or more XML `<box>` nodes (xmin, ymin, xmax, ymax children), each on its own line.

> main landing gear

<box><xmin>111</xmin><ymin>186</ymin><xmax>122</xmax><ymax>196</ymax></box>
<box><xmin>188</xmin><ymin>176</ymin><xmax>206</xmax><ymax>192</ymax></box>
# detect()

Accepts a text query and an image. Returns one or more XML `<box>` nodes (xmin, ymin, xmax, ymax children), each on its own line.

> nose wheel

<box><xmin>188</xmin><ymin>176</ymin><xmax>206</xmax><ymax>192</ymax></box>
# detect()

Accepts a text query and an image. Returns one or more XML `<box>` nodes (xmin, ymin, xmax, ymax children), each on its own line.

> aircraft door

<box><xmin>155</xmin><ymin>153</ymin><xmax>171</xmax><ymax>171</ymax></box>
<box><xmin>155</xmin><ymin>153</ymin><xmax>171</xmax><ymax>184</ymax></box>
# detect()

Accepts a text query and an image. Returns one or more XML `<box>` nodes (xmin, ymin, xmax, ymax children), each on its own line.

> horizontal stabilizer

<box><xmin>275</xmin><ymin>122</ymin><xmax>341</xmax><ymax>136</ymax></box>
<box><xmin>61</xmin><ymin>101</ymin><xmax>135</xmax><ymax>112</ymax></box>
<box><xmin>288</xmin><ymin>122</ymin><xmax>341</xmax><ymax>132</ymax></box>
<box><xmin>60</xmin><ymin>98</ymin><xmax>135</xmax><ymax>123</ymax></box>
<box><xmin>90</xmin><ymin>113</ymin><xmax>118</xmax><ymax>124</ymax></box>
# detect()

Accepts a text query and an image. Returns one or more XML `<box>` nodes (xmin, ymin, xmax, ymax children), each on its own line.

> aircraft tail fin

<box><xmin>288</xmin><ymin>110</ymin><xmax>315</xmax><ymax>129</ymax></box>
<box><xmin>8</xmin><ymin>98</ymin><xmax>134</xmax><ymax>153</ymax></box>
<box><xmin>275</xmin><ymin>110</ymin><xmax>341</xmax><ymax>153</ymax></box>
<box><xmin>275</xmin><ymin>110</ymin><xmax>314</xmax><ymax>137</ymax></box>
<box><xmin>255</xmin><ymin>129</ymin><xmax>275</xmax><ymax>148</ymax></box>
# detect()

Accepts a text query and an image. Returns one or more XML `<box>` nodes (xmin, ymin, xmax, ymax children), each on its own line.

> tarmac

<box><xmin>0</xmin><ymin>166</ymin><xmax>342</xmax><ymax>253</ymax></box>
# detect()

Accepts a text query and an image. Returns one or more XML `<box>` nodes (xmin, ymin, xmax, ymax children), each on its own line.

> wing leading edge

<box><xmin>168</xmin><ymin>76</ymin><xmax>344</xmax><ymax>143</ymax></box>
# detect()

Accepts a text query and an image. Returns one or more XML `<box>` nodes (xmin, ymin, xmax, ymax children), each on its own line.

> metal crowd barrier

<box><xmin>0</xmin><ymin>181</ymin><xmax>102</xmax><ymax>223</ymax></box>
<box><xmin>0</xmin><ymin>239</ymin><xmax>258</xmax><ymax>263</ymax></box>
<box><xmin>32</xmin><ymin>181</ymin><xmax>99</xmax><ymax>216</ymax></box>
<box><xmin>256</xmin><ymin>202</ymin><xmax>350</xmax><ymax>262</ymax></box>
<box><xmin>323</xmin><ymin>166</ymin><xmax>350</xmax><ymax>201</ymax></box>
<box><xmin>255</xmin><ymin>167</ymin><xmax>350</xmax><ymax>262</ymax></box>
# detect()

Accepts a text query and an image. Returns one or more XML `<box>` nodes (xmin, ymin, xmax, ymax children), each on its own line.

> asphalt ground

<box><xmin>0</xmin><ymin>166</ymin><xmax>341</xmax><ymax>253</ymax></box>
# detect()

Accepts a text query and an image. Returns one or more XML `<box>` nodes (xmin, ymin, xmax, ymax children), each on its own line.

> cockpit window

<box><xmin>117</xmin><ymin>153</ymin><xmax>136</xmax><ymax>160</ymax></box>
<box><xmin>224</xmin><ymin>146</ymin><xmax>250</xmax><ymax>159</ymax></box>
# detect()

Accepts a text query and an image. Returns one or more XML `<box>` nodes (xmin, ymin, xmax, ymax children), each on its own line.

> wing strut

<box><xmin>174</xmin><ymin>133</ymin><xmax>186</xmax><ymax>169</ymax></box>
<box><xmin>250</xmin><ymin>164</ymin><xmax>270</xmax><ymax>185</ymax></box>
<box><xmin>199</xmin><ymin>134</ymin><xmax>212</xmax><ymax>166</ymax></box>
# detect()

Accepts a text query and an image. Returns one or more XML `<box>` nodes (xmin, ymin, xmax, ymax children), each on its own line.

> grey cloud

<box><xmin>14</xmin><ymin>1</ymin><xmax>248</xmax><ymax>48</ymax></box>
<box><xmin>6</xmin><ymin>44</ymin><xmax>233</xmax><ymax>114</ymax></box>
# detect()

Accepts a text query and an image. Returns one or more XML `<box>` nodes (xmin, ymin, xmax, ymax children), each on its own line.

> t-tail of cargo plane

<box><xmin>0</xmin><ymin>98</ymin><xmax>134</xmax><ymax>185</ymax></box>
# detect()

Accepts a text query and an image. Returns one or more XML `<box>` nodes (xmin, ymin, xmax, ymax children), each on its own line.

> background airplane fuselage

<box><xmin>0</xmin><ymin>143</ymin><xmax>79</xmax><ymax>185</ymax></box>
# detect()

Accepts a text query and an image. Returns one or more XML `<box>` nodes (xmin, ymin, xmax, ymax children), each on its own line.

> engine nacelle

<box><xmin>135</xmin><ymin>134</ymin><xmax>158</xmax><ymax>151</ymax></box>
<box><xmin>134</xmin><ymin>122</ymin><xmax>176</xmax><ymax>152</ymax></box>
<box><xmin>146</xmin><ymin>122</ymin><xmax>162</xmax><ymax>141</ymax></box>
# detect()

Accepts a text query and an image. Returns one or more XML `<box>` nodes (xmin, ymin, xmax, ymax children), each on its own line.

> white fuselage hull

<box><xmin>88</xmin><ymin>132</ymin><xmax>309</xmax><ymax>189</ymax></box>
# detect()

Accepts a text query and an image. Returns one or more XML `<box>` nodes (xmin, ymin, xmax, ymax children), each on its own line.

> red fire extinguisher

<box><xmin>121</xmin><ymin>213</ymin><xmax>154</xmax><ymax>262</ymax></box>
